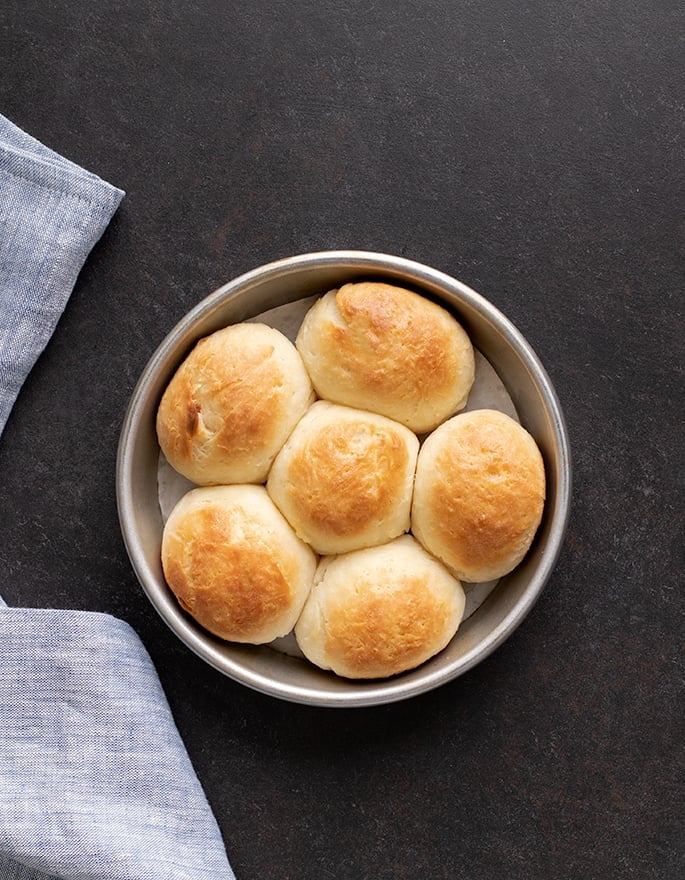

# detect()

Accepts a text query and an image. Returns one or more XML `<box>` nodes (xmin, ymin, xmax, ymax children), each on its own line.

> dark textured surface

<box><xmin>1</xmin><ymin>2</ymin><xmax>683</xmax><ymax>878</ymax></box>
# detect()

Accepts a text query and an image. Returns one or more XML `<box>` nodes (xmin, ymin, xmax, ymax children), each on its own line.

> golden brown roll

<box><xmin>411</xmin><ymin>409</ymin><xmax>546</xmax><ymax>582</ymax></box>
<box><xmin>295</xmin><ymin>281</ymin><xmax>475</xmax><ymax>433</ymax></box>
<box><xmin>266</xmin><ymin>401</ymin><xmax>419</xmax><ymax>555</ymax></box>
<box><xmin>156</xmin><ymin>322</ymin><xmax>315</xmax><ymax>485</ymax></box>
<box><xmin>294</xmin><ymin>535</ymin><xmax>466</xmax><ymax>679</ymax></box>
<box><xmin>161</xmin><ymin>484</ymin><xmax>317</xmax><ymax>644</ymax></box>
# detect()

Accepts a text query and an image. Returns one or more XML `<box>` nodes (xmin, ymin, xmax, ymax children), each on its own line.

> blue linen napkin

<box><xmin>0</xmin><ymin>114</ymin><xmax>235</xmax><ymax>879</ymax></box>
<box><xmin>0</xmin><ymin>115</ymin><xmax>124</xmax><ymax>433</ymax></box>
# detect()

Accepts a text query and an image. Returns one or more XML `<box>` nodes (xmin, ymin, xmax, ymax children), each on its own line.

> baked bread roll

<box><xmin>161</xmin><ymin>484</ymin><xmax>317</xmax><ymax>644</ymax></box>
<box><xmin>411</xmin><ymin>409</ymin><xmax>546</xmax><ymax>582</ymax></box>
<box><xmin>295</xmin><ymin>281</ymin><xmax>474</xmax><ymax>433</ymax></box>
<box><xmin>266</xmin><ymin>401</ymin><xmax>419</xmax><ymax>555</ymax></box>
<box><xmin>294</xmin><ymin>535</ymin><xmax>466</xmax><ymax>679</ymax></box>
<box><xmin>156</xmin><ymin>322</ymin><xmax>315</xmax><ymax>485</ymax></box>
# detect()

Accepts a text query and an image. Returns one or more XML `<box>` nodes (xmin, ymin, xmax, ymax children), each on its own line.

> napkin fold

<box><xmin>0</xmin><ymin>114</ymin><xmax>124</xmax><ymax>434</ymax></box>
<box><xmin>0</xmin><ymin>114</ymin><xmax>235</xmax><ymax>878</ymax></box>
<box><xmin>0</xmin><ymin>605</ymin><xmax>234</xmax><ymax>880</ymax></box>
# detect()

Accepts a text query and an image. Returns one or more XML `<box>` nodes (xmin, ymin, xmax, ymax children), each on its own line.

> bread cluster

<box><xmin>156</xmin><ymin>281</ymin><xmax>546</xmax><ymax>679</ymax></box>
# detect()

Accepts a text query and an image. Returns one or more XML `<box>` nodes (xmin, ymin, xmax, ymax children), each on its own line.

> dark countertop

<box><xmin>1</xmin><ymin>2</ymin><xmax>682</xmax><ymax>878</ymax></box>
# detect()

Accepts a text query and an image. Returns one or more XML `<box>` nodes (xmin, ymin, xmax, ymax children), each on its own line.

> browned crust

<box><xmin>162</xmin><ymin>504</ymin><xmax>294</xmax><ymax>642</ymax></box>
<box><xmin>297</xmin><ymin>282</ymin><xmax>474</xmax><ymax>432</ymax></box>
<box><xmin>281</xmin><ymin>416</ymin><xmax>412</xmax><ymax>538</ymax></box>
<box><xmin>156</xmin><ymin>334</ymin><xmax>283</xmax><ymax>469</ymax></box>
<box><xmin>322</xmin><ymin>572</ymin><xmax>457</xmax><ymax>678</ymax></box>
<box><xmin>334</xmin><ymin>282</ymin><xmax>462</xmax><ymax>397</ymax></box>
<box><xmin>413</xmin><ymin>410</ymin><xmax>546</xmax><ymax>580</ymax></box>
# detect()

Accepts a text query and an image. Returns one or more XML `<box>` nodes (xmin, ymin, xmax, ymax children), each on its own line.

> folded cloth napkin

<box><xmin>0</xmin><ymin>114</ymin><xmax>124</xmax><ymax>433</ymax></box>
<box><xmin>0</xmin><ymin>114</ymin><xmax>235</xmax><ymax>879</ymax></box>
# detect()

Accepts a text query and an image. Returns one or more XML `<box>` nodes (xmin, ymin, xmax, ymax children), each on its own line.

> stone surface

<box><xmin>0</xmin><ymin>2</ymin><xmax>682</xmax><ymax>878</ymax></box>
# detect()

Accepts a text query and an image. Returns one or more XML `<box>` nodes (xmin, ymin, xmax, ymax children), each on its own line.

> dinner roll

<box><xmin>156</xmin><ymin>322</ymin><xmax>315</xmax><ymax>485</ymax></box>
<box><xmin>266</xmin><ymin>401</ymin><xmax>419</xmax><ymax>555</ymax></box>
<box><xmin>411</xmin><ymin>409</ymin><xmax>546</xmax><ymax>582</ymax></box>
<box><xmin>294</xmin><ymin>535</ymin><xmax>466</xmax><ymax>679</ymax></box>
<box><xmin>296</xmin><ymin>282</ymin><xmax>475</xmax><ymax>433</ymax></box>
<box><xmin>161</xmin><ymin>484</ymin><xmax>317</xmax><ymax>644</ymax></box>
